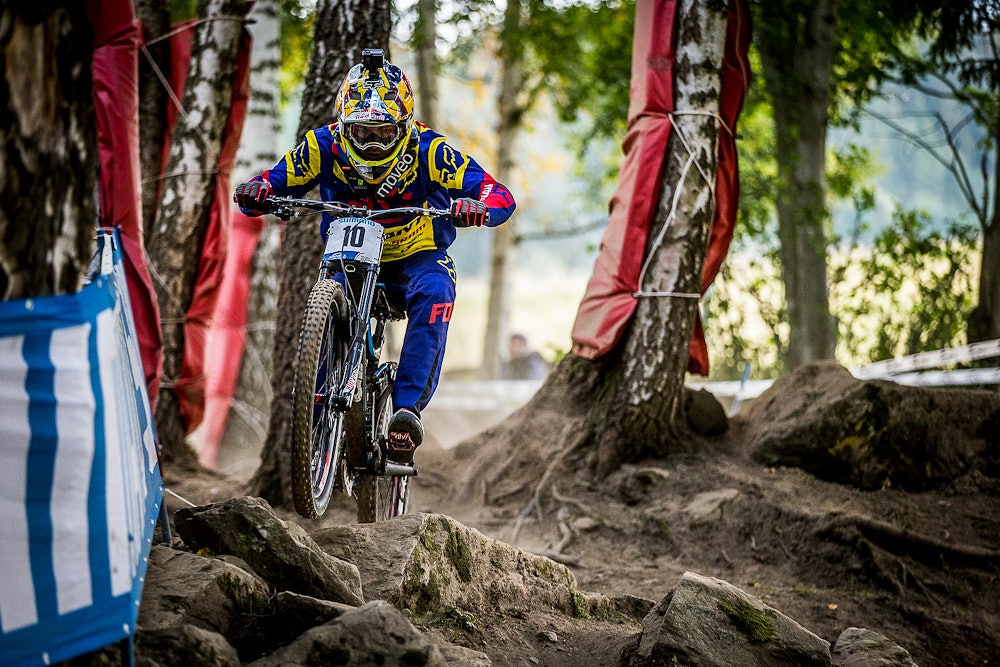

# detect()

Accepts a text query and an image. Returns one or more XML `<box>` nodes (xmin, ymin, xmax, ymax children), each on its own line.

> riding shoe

<box><xmin>388</xmin><ymin>408</ymin><xmax>423</xmax><ymax>465</ymax></box>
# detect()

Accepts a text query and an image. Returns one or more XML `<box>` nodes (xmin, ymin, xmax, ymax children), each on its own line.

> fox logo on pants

<box><xmin>429</xmin><ymin>302</ymin><xmax>453</xmax><ymax>323</ymax></box>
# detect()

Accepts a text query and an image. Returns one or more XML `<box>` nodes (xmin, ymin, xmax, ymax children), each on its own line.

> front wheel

<box><xmin>290</xmin><ymin>280</ymin><xmax>349</xmax><ymax>518</ymax></box>
<box><xmin>355</xmin><ymin>388</ymin><xmax>411</xmax><ymax>522</ymax></box>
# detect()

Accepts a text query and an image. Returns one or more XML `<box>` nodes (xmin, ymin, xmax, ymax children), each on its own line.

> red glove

<box><xmin>234</xmin><ymin>181</ymin><xmax>273</xmax><ymax>215</ymax></box>
<box><xmin>451</xmin><ymin>198</ymin><xmax>490</xmax><ymax>227</ymax></box>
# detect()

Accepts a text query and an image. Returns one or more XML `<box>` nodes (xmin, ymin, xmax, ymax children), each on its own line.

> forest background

<box><xmin>136</xmin><ymin>0</ymin><xmax>999</xmax><ymax>473</ymax></box>
<box><xmin>237</xmin><ymin>0</ymin><xmax>992</xmax><ymax>386</ymax></box>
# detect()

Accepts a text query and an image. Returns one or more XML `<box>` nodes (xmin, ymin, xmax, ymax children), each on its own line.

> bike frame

<box><xmin>272</xmin><ymin>197</ymin><xmax>448</xmax><ymax>478</ymax></box>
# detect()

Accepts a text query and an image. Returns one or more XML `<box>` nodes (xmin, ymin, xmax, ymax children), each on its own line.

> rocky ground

<box><xmin>156</xmin><ymin>361</ymin><xmax>999</xmax><ymax>667</ymax></box>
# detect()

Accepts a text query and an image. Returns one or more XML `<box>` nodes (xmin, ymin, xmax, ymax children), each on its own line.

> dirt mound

<box><xmin>411</xmin><ymin>363</ymin><xmax>1000</xmax><ymax>667</ymax></box>
<box><xmin>741</xmin><ymin>361</ymin><xmax>1000</xmax><ymax>490</ymax></box>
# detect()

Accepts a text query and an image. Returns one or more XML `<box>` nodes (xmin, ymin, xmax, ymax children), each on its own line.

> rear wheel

<box><xmin>290</xmin><ymin>280</ymin><xmax>348</xmax><ymax>518</ymax></box>
<box><xmin>355</xmin><ymin>388</ymin><xmax>411</xmax><ymax>522</ymax></box>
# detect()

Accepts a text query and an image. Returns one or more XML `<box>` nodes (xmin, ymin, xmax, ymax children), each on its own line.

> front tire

<box><xmin>290</xmin><ymin>280</ymin><xmax>348</xmax><ymax>518</ymax></box>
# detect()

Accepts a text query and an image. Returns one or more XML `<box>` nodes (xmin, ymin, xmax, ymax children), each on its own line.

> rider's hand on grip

<box><xmin>450</xmin><ymin>198</ymin><xmax>490</xmax><ymax>227</ymax></box>
<box><xmin>234</xmin><ymin>181</ymin><xmax>273</xmax><ymax>215</ymax></box>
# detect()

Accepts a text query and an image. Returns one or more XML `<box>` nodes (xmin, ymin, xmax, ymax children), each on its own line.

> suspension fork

<box><xmin>321</xmin><ymin>259</ymin><xmax>380</xmax><ymax>411</ymax></box>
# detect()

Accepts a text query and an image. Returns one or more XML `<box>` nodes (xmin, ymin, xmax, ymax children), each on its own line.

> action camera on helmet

<box><xmin>362</xmin><ymin>48</ymin><xmax>385</xmax><ymax>80</ymax></box>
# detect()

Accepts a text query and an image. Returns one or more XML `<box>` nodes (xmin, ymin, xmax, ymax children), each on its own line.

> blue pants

<box><xmin>380</xmin><ymin>250</ymin><xmax>456</xmax><ymax>412</ymax></box>
<box><xmin>333</xmin><ymin>249</ymin><xmax>456</xmax><ymax>413</ymax></box>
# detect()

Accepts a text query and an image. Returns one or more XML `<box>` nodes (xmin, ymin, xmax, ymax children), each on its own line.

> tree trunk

<box><xmin>969</xmin><ymin>130</ymin><xmax>1000</xmax><ymax>345</ymax></box>
<box><xmin>458</xmin><ymin>0</ymin><xmax>738</xmax><ymax>496</ymax></box>
<box><xmin>147</xmin><ymin>0</ymin><xmax>249</xmax><ymax>470</ymax></box>
<box><xmin>0</xmin><ymin>4</ymin><xmax>95</xmax><ymax>300</ymax></box>
<box><xmin>758</xmin><ymin>0</ymin><xmax>839</xmax><ymax>369</ymax></box>
<box><xmin>249</xmin><ymin>0</ymin><xmax>393</xmax><ymax>509</ymax></box>
<box><xmin>219</xmin><ymin>0</ymin><xmax>282</xmax><ymax>461</ymax></box>
<box><xmin>134</xmin><ymin>0</ymin><xmax>171</xmax><ymax>241</ymax></box>
<box><xmin>414</xmin><ymin>0</ymin><xmax>438</xmax><ymax>127</ymax></box>
<box><xmin>593</xmin><ymin>0</ymin><xmax>731</xmax><ymax>474</ymax></box>
<box><xmin>481</xmin><ymin>0</ymin><xmax>524</xmax><ymax>380</ymax></box>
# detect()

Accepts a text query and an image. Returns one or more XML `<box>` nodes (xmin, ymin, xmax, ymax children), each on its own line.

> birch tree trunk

<box><xmin>0</xmin><ymin>4</ymin><xmax>95</xmax><ymax>299</ymax></box>
<box><xmin>134</xmin><ymin>0</ymin><xmax>171</xmax><ymax>241</ymax></box>
<box><xmin>759</xmin><ymin>0</ymin><xmax>839</xmax><ymax>369</ymax></box>
<box><xmin>146</xmin><ymin>0</ymin><xmax>250</xmax><ymax>469</ymax></box>
<box><xmin>250</xmin><ymin>0</ymin><xmax>393</xmax><ymax>508</ymax></box>
<box><xmin>220</xmin><ymin>0</ymin><xmax>282</xmax><ymax>463</ymax></box>
<box><xmin>454</xmin><ymin>0</ymin><xmax>743</xmax><ymax>499</ymax></box>
<box><xmin>481</xmin><ymin>0</ymin><xmax>524</xmax><ymax>380</ymax></box>
<box><xmin>592</xmin><ymin>0</ymin><xmax>731</xmax><ymax>474</ymax></box>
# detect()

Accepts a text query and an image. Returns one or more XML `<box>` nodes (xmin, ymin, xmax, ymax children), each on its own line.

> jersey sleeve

<box><xmin>427</xmin><ymin>137</ymin><xmax>516</xmax><ymax>227</ymax></box>
<box><xmin>256</xmin><ymin>128</ymin><xmax>328</xmax><ymax>197</ymax></box>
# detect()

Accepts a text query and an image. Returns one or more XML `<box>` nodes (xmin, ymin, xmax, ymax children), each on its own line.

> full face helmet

<box><xmin>335</xmin><ymin>49</ymin><xmax>416</xmax><ymax>184</ymax></box>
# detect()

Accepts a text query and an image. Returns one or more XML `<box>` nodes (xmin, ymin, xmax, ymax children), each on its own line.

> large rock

<box><xmin>138</xmin><ymin>546</ymin><xmax>270</xmax><ymax>644</ymax></box>
<box><xmin>832</xmin><ymin>627</ymin><xmax>918</xmax><ymax>666</ymax></box>
<box><xmin>741</xmin><ymin>361</ymin><xmax>1000</xmax><ymax>490</ymax></box>
<box><xmin>313</xmin><ymin>513</ymin><xmax>595</xmax><ymax>618</ymax></box>
<box><xmin>174</xmin><ymin>496</ymin><xmax>364</xmax><ymax>606</ymax></box>
<box><xmin>135</xmin><ymin>624</ymin><xmax>240</xmax><ymax>667</ymax></box>
<box><xmin>628</xmin><ymin>571</ymin><xmax>831</xmax><ymax>667</ymax></box>
<box><xmin>245</xmin><ymin>600</ymin><xmax>448</xmax><ymax>667</ymax></box>
<box><xmin>270</xmin><ymin>591</ymin><xmax>353</xmax><ymax>638</ymax></box>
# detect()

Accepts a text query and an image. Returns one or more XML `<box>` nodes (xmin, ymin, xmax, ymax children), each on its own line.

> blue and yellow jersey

<box><xmin>255</xmin><ymin>122</ymin><xmax>516</xmax><ymax>262</ymax></box>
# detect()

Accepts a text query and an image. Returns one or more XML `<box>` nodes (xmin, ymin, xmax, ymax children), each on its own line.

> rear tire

<box><xmin>290</xmin><ymin>280</ymin><xmax>348</xmax><ymax>518</ymax></box>
<box><xmin>356</xmin><ymin>388</ymin><xmax>411</xmax><ymax>522</ymax></box>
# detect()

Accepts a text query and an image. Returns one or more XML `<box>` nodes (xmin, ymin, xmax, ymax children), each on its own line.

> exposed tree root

<box><xmin>511</xmin><ymin>454</ymin><xmax>565</xmax><ymax>545</ymax></box>
<box><xmin>480</xmin><ymin>451</ymin><xmax>521</xmax><ymax>504</ymax></box>
<box><xmin>814</xmin><ymin>513</ymin><xmax>1000</xmax><ymax>570</ymax></box>
<box><xmin>551</xmin><ymin>483</ymin><xmax>593</xmax><ymax>515</ymax></box>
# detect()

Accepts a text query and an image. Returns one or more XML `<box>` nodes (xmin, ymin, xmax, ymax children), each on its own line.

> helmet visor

<box><xmin>345</xmin><ymin>121</ymin><xmax>403</xmax><ymax>162</ymax></box>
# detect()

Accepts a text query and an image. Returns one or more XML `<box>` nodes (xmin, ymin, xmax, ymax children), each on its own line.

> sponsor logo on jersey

<box><xmin>377</xmin><ymin>151</ymin><xmax>416</xmax><ymax>197</ymax></box>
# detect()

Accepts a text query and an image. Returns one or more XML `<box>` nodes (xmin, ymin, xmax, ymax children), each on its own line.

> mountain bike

<box><xmin>269</xmin><ymin>196</ymin><xmax>452</xmax><ymax>522</ymax></box>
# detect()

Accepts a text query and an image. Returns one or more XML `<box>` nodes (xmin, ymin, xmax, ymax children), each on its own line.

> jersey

<box><xmin>256</xmin><ymin>121</ymin><xmax>516</xmax><ymax>262</ymax></box>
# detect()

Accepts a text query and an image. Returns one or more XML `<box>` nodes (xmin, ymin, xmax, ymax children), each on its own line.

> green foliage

<box><xmin>527</xmin><ymin>0</ymin><xmax>634</xmax><ymax>142</ymax></box>
<box><xmin>703</xmin><ymin>255</ymin><xmax>787</xmax><ymax>380</ymax></box>
<box><xmin>705</xmin><ymin>208</ymin><xmax>978</xmax><ymax>377</ymax></box>
<box><xmin>830</xmin><ymin>209</ymin><xmax>978</xmax><ymax>363</ymax></box>
<box><xmin>733</xmin><ymin>76</ymin><xmax>778</xmax><ymax>244</ymax></box>
<box><xmin>439</xmin><ymin>0</ymin><xmax>634</xmax><ymax>176</ymax></box>
<box><xmin>441</xmin><ymin>606</ymin><xmax>479</xmax><ymax>633</ymax></box>
<box><xmin>279</xmin><ymin>0</ymin><xmax>315</xmax><ymax>107</ymax></box>
<box><xmin>168</xmin><ymin>0</ymin><xmax>198</xmax><ymax>23</ymax></box>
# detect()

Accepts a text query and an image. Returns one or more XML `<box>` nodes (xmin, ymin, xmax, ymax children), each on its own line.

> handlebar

<box><xmin>267</xmin><ymin>196</ymin><xmax>451</xmax><ymax>221</ymax></box>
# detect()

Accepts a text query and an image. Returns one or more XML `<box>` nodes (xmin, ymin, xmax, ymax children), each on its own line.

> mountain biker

<box><xmin>234</xmin><ymin>48</ymin><xmax>516</xmax><ymax>465</ymax></box>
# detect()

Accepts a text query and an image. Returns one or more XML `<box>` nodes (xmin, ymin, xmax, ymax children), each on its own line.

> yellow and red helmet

<box><xmin>335</xmin><ymin>49</ymin><xmax>415</xmax><ymax>183</ymax></box>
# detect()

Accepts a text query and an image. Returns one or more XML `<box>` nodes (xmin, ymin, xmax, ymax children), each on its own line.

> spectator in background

<box><xmin>503</xmin><ymin>333</ymin><xmax>549</xmax><ymax>380</ymax></box>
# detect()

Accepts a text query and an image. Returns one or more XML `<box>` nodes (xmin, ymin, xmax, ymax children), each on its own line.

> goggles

<box><xmin>346</xmin><ymin>122</ymin><xmax>402</xmax><ymax>152</ymax></box>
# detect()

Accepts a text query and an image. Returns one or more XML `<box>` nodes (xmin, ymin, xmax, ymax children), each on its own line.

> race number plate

<box><xmin>323</xmin><ymin>217</ymin><xmax>384</xmax><ymax>265</ymax></box>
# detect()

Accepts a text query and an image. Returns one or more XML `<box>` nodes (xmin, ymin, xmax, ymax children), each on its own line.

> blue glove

<box><xmin>234</xmin><ymin>181</ymin><xmax>273</xmax><ymax>215</ymax></box>
<box><xmin>451</xmin><ymin>198</ymin><xmax>490</xmax><ymax>227</ymax></box>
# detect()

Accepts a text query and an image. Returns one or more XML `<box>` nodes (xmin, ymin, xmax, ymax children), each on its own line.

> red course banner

<box><xmin>570</xmin><ymin>0</ymin><xmax>751</xmax><ymax>376</ymax></box>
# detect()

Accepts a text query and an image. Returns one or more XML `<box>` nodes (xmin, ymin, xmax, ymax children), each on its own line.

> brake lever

<box><xmin>271</xmin><ymin>204</ymin><xmax>293</xmax><ymax>221</ymax></box>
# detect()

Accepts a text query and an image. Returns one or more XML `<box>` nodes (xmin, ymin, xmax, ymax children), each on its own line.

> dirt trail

<box><xmin>168</xmin><ymin>377</ymin><xmax>1000</xmax><ymax>667</ymax></box>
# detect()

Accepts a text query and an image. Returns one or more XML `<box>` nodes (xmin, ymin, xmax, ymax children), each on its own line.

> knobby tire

<box><xmin>290</xmin><ymin>280</ymin><xmax>348</xmax><ymax>518</ymax></box>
